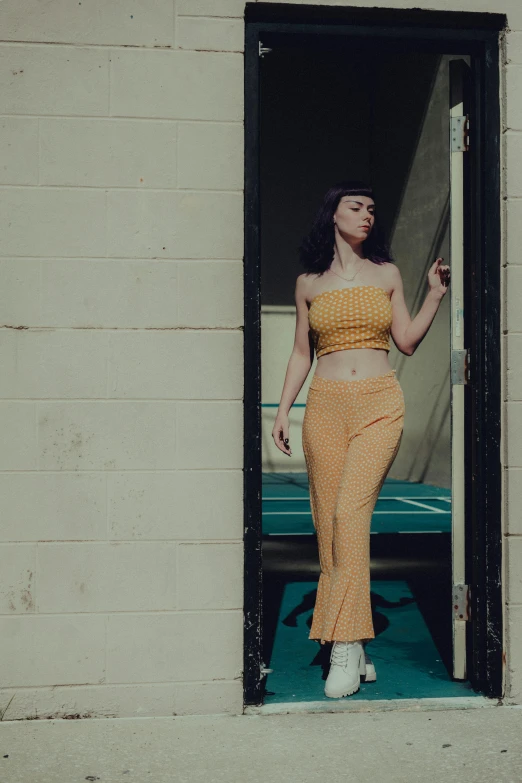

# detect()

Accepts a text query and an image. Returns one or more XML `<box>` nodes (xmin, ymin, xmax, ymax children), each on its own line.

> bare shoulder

<box><xmin>381</xmin><ymin>261</ymin><xmax>402</xmax><ymax>292</ymax></box>
<box><xmin>381</xmin><ymin>261</ymin><xmax>400</xmax><ymax>280</ymax></box>
<box><xmin>296</xmin><ymin>272</ymin><xmax>309</xmax><ymax>286</ymax></box>
<box><xmin>295</xmin><ymin>272</ymin><xmax>318</xmax><ymax>302</ymax></box>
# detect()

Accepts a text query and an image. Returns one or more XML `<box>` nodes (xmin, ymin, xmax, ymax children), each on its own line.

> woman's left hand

<box><xmin>428</xmin><ymin>257</ymin><xmax>450</xmax><ymax>296</ymax></box>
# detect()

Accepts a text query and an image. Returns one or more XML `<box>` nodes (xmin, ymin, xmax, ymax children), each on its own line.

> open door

<box><xmin>449</xmin><ymin>58</ymin><xmax>471</xmax><ymax>680</ymax></box>
<box><xmin>245</xmin><ymin>8</ymin><xmax>503</xmax><ymax>706</ymax></box>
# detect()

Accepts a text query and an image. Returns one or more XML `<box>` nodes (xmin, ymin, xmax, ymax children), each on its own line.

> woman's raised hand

<box><xmin>272</xmin><ymin>414</ymin><xmax>292</xmax><ymax>456</ymax></box>
<box><xmin>428</xmin><ymin>257</ymin><xmax>451</xmax><ymax>296</ymax></box>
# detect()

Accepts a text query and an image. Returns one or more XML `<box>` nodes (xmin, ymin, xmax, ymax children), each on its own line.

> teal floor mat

<box><xmin>263</xmin><ymin>473</ymin><xmax>451</xmax><ymax>535</ymax></box>
<box><xmin>263</xmin><ymin>580</ymin><xmax>479</xmax><ymax>703</ymax></box>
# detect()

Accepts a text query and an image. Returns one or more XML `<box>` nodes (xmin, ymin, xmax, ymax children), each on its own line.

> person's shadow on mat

<box><xmin>281</xmin><ymin>588</ymin><xmax>416</xmax><ymax>677</ymax></box>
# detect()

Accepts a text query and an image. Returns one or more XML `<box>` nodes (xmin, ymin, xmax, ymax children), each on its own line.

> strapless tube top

<box><xmin>308</xmin><ymin>285</ymin><xmax>392</xmax><ymax>357</ymax></box>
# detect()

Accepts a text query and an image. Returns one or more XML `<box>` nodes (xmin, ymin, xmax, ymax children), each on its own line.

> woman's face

<box><xmin>334</xmin><ymin>195</ymin><xmax>376</xmax><ymax>244</ymax></box>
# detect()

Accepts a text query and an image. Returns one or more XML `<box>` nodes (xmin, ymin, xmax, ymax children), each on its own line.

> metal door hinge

<box><xmin>451</xmin><ymin>115</ymin><xmax>470</xmax><ymax>152</ymax></box>
<box><xmin>451</xmin><ymin>348</ymin><xmax>470</xmax><ymax>385</ymax></box>
<box><xmin>259</xmin><ymin>41</ymin><xmax>272</xmax><ymax>58</ymax></box>
<box><xmin>260</xmin><ymin>662</ymin><xmax>273</xmax><ymax>679</ymax></box>
<box><xmin>453</xmin><ymin>583</ymin><xmax>470</xmax><ymax>621</ymax></box>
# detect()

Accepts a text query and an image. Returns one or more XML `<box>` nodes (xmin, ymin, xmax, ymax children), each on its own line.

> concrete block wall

<box><xmin>504</xmin><ymin>25</ymin><xmax>522</xmax><ymax>705</ymax></box>
<box><xmin>0</xmin><ymin>0</ymin><xmax>244</xmax><ymax>720</ymax></box>
<box><xmin>0</xmin><ymin>0</ymin><xmax>519</xmax><ymax>718</ymax></box>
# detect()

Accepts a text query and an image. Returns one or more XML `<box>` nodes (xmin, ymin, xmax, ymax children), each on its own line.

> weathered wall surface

<box><xmin>503</xmin><ymin>22</ymin><xmax>522</xmax><ymax>708</ymax></box>
<box><xmin>0</xmin><ymin>0</ymin><xmax>519</xmax><ymax>718</ymax></box>
<box><xmin>0</xmin><ymin>0</ymin><xmax>245</xmax><ymax>720</ymax></box>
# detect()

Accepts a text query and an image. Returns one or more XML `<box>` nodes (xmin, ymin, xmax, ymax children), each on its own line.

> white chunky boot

<box><xmin>324</xmin><ymin>640</ymin><xmax>366</xmax><ymax>698</ymax></box>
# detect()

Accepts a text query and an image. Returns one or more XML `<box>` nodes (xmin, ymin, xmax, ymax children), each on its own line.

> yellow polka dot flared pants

<box><xmin>302</xmin><ymin>369</ymin><xmax>405</xmax><ymax>645</ymax></box>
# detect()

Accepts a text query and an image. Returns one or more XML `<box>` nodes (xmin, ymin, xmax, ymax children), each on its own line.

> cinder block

<box><xmin>37</xmin><ymin>542</ymin><xmax>177</xmax><ymax>612</ymax></box>
<box><xmin>0</xmin><ymin>330</ymin><xmax>107</xmax><ymax>398</ymax></box>
<box><xmin>40</xmin><ymin>260</ymin><xmax>178</xmax><ymax>329</ymax></box>
<box><xmin>0</xmin><ymin>188</ymin><xmax>106</xmax><ymax>258</ymax></box>
<box><xmin>172</xmin><ymin>680</ymin><xmax>243</xmax><ymax>715</ymax></box>
<box><xmin>506</xmin><ymin>403</ymin><xmax>522</xmax><ymax>468</ymax></box>
<box><xmin>106</xmin><ymin>610</ymin><xmax>243</xmax><ymax>683</ymax></box>
<box><xmin>0</xmin><ymin>545</ymin><xmax>36</xmax><ymax>613</ymax></box>
<box><xmin>506</xmin><ymin>66</ymin><xmax>522</xmax><ymax>131</ymax></box>
<box><xmin>0</xmin><ymin>402</ymin><xmax>37</xmax><ymax>470</ymax></box>
<box><xmin>108</xmin><ymin>470</ymin><xmax>243</xmax><ymax>541</ymax></box>
<box><xmin>176</xmin><ymin>401</ymin><xmax>243</xmax><ymax>469</ymax></box>
<box><xmin>177</xmin><ymin>0</ymin><xmax>247</xmax><ymax>15</ymax></box>
<box><xmin>108</xmin><ymin>330</ymin><xmax>242</xmax><ymax>400</ymax></box>
<box><xmin>0</xmin><ymin>260</ymin><xmax>40</xmax><ymax>326</ymax></box>
<box><xmin>1</xmin><ymin>615</ymin><xmax>105</xmax><ymax>687</ymax></box>
<box><xmin>106</xmin><ymin>191</ymin><xmax>243</xmax><ymax>259</ymax></box>
<box><xmin>177</xmin><ymin>121</ymin><xmax>243</xmax><ymax>190</ymax></box>
<box><xmin>506</xmin><ymin>605</ymin><xmax>522</xmax><ymax>703</ymax></box>
<box><xmin>38</xmin><ymin>402</ymin><xmax>177</xmax><ymax>470</ymax></box>
<box><xmin>0</xmin><ymin>0</ymin><xmax>174</xmax><ymax>46</ymax></box>
<box><xmin>40</xmin><ymin>119</ymin><xmax>177</xmax><ymax>188</ymax></box>
<box><xmin>110</xmin><ymin>49</ymin><xmax>243</xmax><ymax>121</ymax></box>
<box><xmin>506</xmin><ymin>334</ymin><xmax>522</xmax><ymax>401</ymax></box>
<box><xmin>177</xmin><ymin>260</ymin><xmax>243</xmax><ymax>327</ymax></box>
<box><xmin>0</xmin><ymin>45</ymin><xmax>109</xmax><ymax>116</ymax></box>
<box><xmin>506</xmin><ymin>200</ymin><xmax>522</xmax><ymax>266</ymax></box>
<box><xmin>177</xmin><ymin>17</ymin><xmax>244</xmax><ymax>52</ymax></box>
<box><xmin>0</xmin><ymin>118</ymin><xmax>38</xmax><ymax>184</ymax></box>
<box><xmin>505</xmin><ymin>0</ymin><xmax>522</xmax><ymax>28</ymax></box>
<box><xmin>177</xmin><ymin>543</ymin><xmax>243</xmax><ymax>609</ymax></box>
<box><xmin>506</xmin><ymin>32</ymin><xmax>522</xmax><ymax>64</ymax></box>
<box><xmin>507</xmin><ymin>536</ymin><xmax>522</xmax><ymax>604</ymax></box>
<box><xmin>506</xmin><ymin>266</ymin><xmax>522</xmax><ymax>331</ymax></box>
<box><xmin>0</xmin><ymin>472</ymin><xmax>106</xmax><ymax>542</ymax></box>
<box><xmin>0</xmin><ymin>680</ymin><xmax>243</xmax><ymax>720</ymax></box>
<box><xmin>506</xmin><ymin>469</ymin><xmax>522</xmax><ymax>535</ymax></box>
<box><xmin>506</xmin><ymin>133</ymin><xmax>522</xmax><ymax>197</ymax></box>
<box><xmin>501</xmin><ymin>266</ymin><xmax>507</xmax><ymax>338</ymax></box>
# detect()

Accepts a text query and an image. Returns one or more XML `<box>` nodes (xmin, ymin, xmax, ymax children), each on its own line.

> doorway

<box><xmin>244</xmin><ymin>4</ymin><xmax>504</xmax><ymax>708</ymax></box>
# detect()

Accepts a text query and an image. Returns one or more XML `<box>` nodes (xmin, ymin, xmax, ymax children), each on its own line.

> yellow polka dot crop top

<box><xmin>308</xmin><ymin>285</ymin><xmax>392</xmax><ymax>358</ymax></box>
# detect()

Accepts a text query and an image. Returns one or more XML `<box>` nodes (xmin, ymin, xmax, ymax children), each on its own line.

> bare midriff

<box><xmin>315</xmin><ymin>347</ymin><xmax>392</xmax><ymax>381</ymax></box>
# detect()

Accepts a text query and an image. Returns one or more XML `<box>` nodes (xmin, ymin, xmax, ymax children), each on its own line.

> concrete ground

<box><xmin>1</xmin><ymin>704</ymin><xmax>522</xmax><ymax>783</ymax></box>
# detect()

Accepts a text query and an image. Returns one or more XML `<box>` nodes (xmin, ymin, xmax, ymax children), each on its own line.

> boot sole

<box><xmin>325</xmin><ymin>681</ymin><xmax>361</xmax><ymax>698</ymax></box>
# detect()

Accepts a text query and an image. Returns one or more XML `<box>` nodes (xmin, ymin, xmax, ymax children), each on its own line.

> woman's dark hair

<box><xmin>298</xmin><ymin>180</ymin><xmax>394</xmax><ymax>274</ymax></box>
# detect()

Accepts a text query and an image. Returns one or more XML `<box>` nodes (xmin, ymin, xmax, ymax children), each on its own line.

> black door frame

<box><xmin>243</xmin><ymin>3</ymin><xmax>506</xmax><ymax>706</ymax></box>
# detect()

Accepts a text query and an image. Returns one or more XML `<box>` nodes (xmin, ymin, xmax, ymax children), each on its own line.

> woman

<box><xmin>271</xmin><ymin>181</ymin><xmax>450</xmax><ymax>699</ymax></box>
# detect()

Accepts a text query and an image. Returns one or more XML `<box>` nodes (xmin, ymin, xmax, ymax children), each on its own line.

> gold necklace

<box><xmin>329</xmin><ymin>257</ymin><xmax>367</xmax><ymax>282</ymax></box>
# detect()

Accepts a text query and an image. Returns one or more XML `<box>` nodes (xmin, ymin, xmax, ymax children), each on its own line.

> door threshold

<box><xmin>245</xmin><ymin>695</ymin><xmax>497</xmax><ymax>716</ymax></box>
